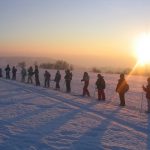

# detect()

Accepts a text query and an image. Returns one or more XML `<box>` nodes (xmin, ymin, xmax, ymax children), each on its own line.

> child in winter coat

<box><xmin>96</xmin><ymin>74</ymin><xmax>106</xmax><ymax>100</ymax></box>
<box><xmin>143</xmin><ymin>77</ymin><xmax>150</xmax><ymax>113</ymax></box>
<box><xmin>27</xmin><ymin>66</ymin><xmax>34</xmax><ymax>84</ymax></box>
<box><xmin>34</xmin><ymin>65</ymin><xmax>40</xmax><ymax>86</ymax></box>
<box><xmin>81</xmin><ymin>72</ymin><xmax>90</xmax><ymax>97</ymax></box>
<box><xmin>116</xmin><ymin>74</ymin><xmax>129</xmax><ymax>106</ymax></box>
<box><xmin>5</xmin><ymin>64</ymin><xmax>10</xmax><ymax>79</ymax></box>
<box><xmin>21</xmin><ymin>67</ymin><xmax>27</xmax><ymax>82</ymax></box>
<box><xmin>64</xmin><ymin>69</ymin><xmax>72</xmax><ymax>93</ymax></box>
<box><xmin>12</xmin><ymin>66</ymin><xmax>17</xmax><ymax>80</ymax></box>
<box><xmin>0</xmin><ymin>68</ymin><xmax>2</xmax><ymax>77</ymax></box>
<box><xmin>44</xmin><ymin>70</ymin><xmax>51</xmax><ymax>88</ymax></box>
<box><xmin>54</xmin><ymin>70</ymin><xmax>61</xmax><ymax>90</ymax></box>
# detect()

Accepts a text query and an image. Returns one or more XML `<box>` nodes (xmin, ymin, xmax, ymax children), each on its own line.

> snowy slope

<box><xmin>0</xmin><ymin>71</ymin><xmax>150</xmax><ymax>150</ymax></box>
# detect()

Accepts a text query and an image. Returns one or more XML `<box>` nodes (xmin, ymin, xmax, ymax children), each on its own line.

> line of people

<box><xmin>0</xmin><ymin>64</ymin><xmax>150</xmax><ymax>113</ymax></box>
<box><xmin>81</xmin><ymin>72</ymin><xmax>129</xmax><ymax>107</ymax></box>
<box><xmin>2</xmin><ymin>64</ymin><xmax>62</xmax><ymax>90</ymax></box>
<box><xmin>22</xmin><ymin>65</ymin><xmax>40</xmax><ymax>86</ymax></box>
<box><xmin>4</xmin><ymin>64</ymin><xmax>17</xmax><ymax>80</ymax></box>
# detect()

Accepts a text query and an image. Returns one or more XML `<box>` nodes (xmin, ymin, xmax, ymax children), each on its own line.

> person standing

<box><xmin>44</xmin><ymin>70</ymin><xmax>51</xmax><ymax>88</ymax></box>
<box><xmin>96</xmin><ymin>74</ymin><xmax>106</xmax><ymax>100</ymax></box>
<box><xmin>34</xmin><ymin>65</ymin><xmax>40</xmax><ymax>86</ymax></box>
<box><xmin>27</xmin><ymin>66</ymin><xmax>34</xmax><ymax>84</ymax></box>
<box><xmin>81</xmin><ymin>72</ymin><xmax>90</xmax><ymax>97</ymax></box>
<box><xmin>143</xmin><ymin>77</ymin><xmax>150</xmax><ymax>113</ymax></box>
<box><xmin>12</xmin><ymin>66</ymin><xmax>17</xmax><ymax>80</ymax></box>
<box><xmin>64</xmin><ymin>69</ymin><xmax>72</xmax><ymax>93</ymax></box>
<box><xmin>0</xmin><ymin>68</ymin><xmax>2</xmax><ymax>77</ymax></box>
<box><xmin>54</xmin><ymin>70</ymin><xmax>61</xmax><ymax>90</ymax></box>
<box><xmin>21</xmin><ymin>66</ymin><xmax>27</xmax><ymax>82</ymax></box>
<box><xmin>116</xmin><ymin>73</ymin><xmax>129</xmax><ymax>106</ymax></box>
<box><xmin>5</xmin><ymin>64</ymin><xmax>11</xmax><ymax>79</ymax></box>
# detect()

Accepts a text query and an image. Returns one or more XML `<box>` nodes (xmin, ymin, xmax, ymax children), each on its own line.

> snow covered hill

<box><xmin>0</xmin><ymin>72</ymin><xmax>150</xmax><ymax>150</ymax></box>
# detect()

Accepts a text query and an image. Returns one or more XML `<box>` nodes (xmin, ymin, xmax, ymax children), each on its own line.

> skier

<box><xmin>34</xmin><ymin>65</ymin><xmax>40</xmax><ymax>86</ymax></box>
<box><xmin>12</xmin><ymin>66</ymin><xmax>17</xmax><ymax>80</ymax></box>
<box><xmin>96</xmin><ymin>74</ymin><xmax>106</xmax><ymax>100</ymax></box>
<box><xmin>21</xmin><ymin>66</ymin><xmax>27</xmax><ymax>82</ymax></box>
<box><xmin>64</xmin><ymin>69</ymin><xmax>72</xmax><ymax>93</ymax></box>
<box><xmin>116</xmin><ymin>73</ymin><xmax>129</xmax><ymax>106</ymax></box>
<box><xmin>143</xmin><ymin>77</ymin><xmax>150</xmax><ymax>113</ymax></box>
<box><xmin>5</xmin><ymin>64</ymin><xmax>11</xmax><ymax>79</ymax></box>
<box><xmin>54</xmin><ymin>70</ymin><xmax>61</xmax><ymax>90</ymax></box>
<box><xmin>44</xmin><ymin>70</ymin><xmax>51</xmax><ymax>88</ymax></box>
<box><xmin>27</xmin><ymin>66</ymin><xmax>34</xmax><ymax>84</ymax></box>
<box><xmin>0</xmin><ymin>68</ymin><xmax>2</xmax><ymax>77</ymax></box>
<box><xmin>81</xmin><ymin>72</ymin><xmax>90</xmax><ymax>97</ymax></box>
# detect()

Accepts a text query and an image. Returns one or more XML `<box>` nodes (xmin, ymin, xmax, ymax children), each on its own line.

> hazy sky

<box><xmin>0</xmin><ymin>0</ymin><xmax>150</xmax><ymax>67</ymax></box>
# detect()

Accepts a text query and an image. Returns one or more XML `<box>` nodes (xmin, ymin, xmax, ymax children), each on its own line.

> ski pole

<box><xmin>50</xmin><ymin>80</ymin><xmax>54</xmax><ymax>89</ymax></box>
<box><xmin>140</xmin><ymin>92</ymin><xmax>144</xmax><ymax>113</ymax></box>
<box><xmin>93</xmin><ymin>87</ymin><xmax>97</xmax><ymax>98</ymax></box>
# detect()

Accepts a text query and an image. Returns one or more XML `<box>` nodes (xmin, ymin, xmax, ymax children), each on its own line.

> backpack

<box><xmin>124</xmin><ymin>83</ymin><xmax>129</xmax><ymax>93</ymax></box>
<box><xmin>101</xmin><ymin>78</ymin><xmax>106</xmax><ymax>89</ymax></box>
<box><xmin>22</xmin><ymin>69</ymin><xmax>26</xmax><ymax>76</ymax></box>
<box><xmin>116</xmin><ymin>79</ymin><xmax>129</xmax><ymax>93</ymax></box>
<box><xmin>96</xmin><ymin>78</ymin><xmax>105</xmax><ymax>89</ymax></box>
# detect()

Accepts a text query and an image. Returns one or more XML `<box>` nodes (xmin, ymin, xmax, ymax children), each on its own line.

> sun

<box><xmin>134</xmin><ymin>33</ymin><xmax>150</xmax><ymax>65</ymax></box>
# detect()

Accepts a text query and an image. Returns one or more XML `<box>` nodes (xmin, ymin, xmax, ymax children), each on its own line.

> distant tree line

<box><xmin>17</xmin><ymin>60</ymin><xmax>74</xmax><ymax>71</ymax></box>
<box><xmin>91</xmin><ymin>67</ymin><xmax>101</xmax><ymax>73</ymax></box>
<box><xmin>40</xmin><ymin>60</ymin><xmax>74</xmax><ymax>70</ymax></box>
<box><xmin>91</xmin><ymin>66</ymin><xmax>150</xmax><ymax>76</ymax></box>
<box><xmin>91</xmin><ymin>67</ymin><xmax>128</xmax><ymax>74</ymax></box>
<box><xmin>18</xmin><ymin>61</ymin><xmax>26</xmax><ymax>68</ymax></box>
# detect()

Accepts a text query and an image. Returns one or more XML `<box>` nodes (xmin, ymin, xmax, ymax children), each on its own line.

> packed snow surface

<box><xmin>0</xmin><ymin>70</ymin><xmax>150</xmax><ymax>150</ymax></box>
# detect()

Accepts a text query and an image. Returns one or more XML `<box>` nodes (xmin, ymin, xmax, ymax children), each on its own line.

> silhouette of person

<box><xmin>12</xmin><ymin>66</ymin><xmax>17</xmax><ymax>80</ymax></box>
<box><xmin>116</xmin><ymin>73</ymin><xmax>129</xmax><ymax>106</ymax></box>
<box><xmin>81</xmin><ymin>72</ymin><xmax>90</xmax><ymax>96</ymax></box>
<box><xmin>54</xmin><ymin>70</ymin><xmax>61</xmax><ymax>90</ymax></box>
<box><xmin>34</xmin><ymin>65</ymin><xmax>40</xmax><ymax>86</ymax></box>
<box><xmin>5</xmin><ymin>64</ymin><xmax>11</xmax><ymax>79</ymax></box>
<box><xmin>96</xmin><ymin>74</ymin><xmax>106</xmax><ymax>100</ymax></box>
<box><xmin>44</xmin><ymin>70</ymin><xmax>51</xmax><ymax>88</ymax></box>
<box><xmin>21</xmin><ymin>66</ymin><xmax>27</xmax><ymax>82</ymax></box>
<box><xmin>143</xmin><ymin>77</ymin><xmax>150</xmax><ymax>113</ymax></box>
<box><xmin>64</xmin><ymin>69</ymin><xmax>72</xmax><ymax>93</ymax></box>
<box><xmin>0</xmin><ymin>68</ymin><xmax>2</xmax><ymax>77</ymax></box>
<box><xmin>27</xmin><ymin>66</ymin><xmax>34</xmax><ymax>84</ymax></box>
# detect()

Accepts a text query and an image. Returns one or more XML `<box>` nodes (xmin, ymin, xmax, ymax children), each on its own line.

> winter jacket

<box><xmin>96</xmin><ymin>77</ymin><xmax>106</xmax><ymax>90</ymax></box>
<box><xmin>81</xmin><ymin>75</ymin><xmax>89</xmax><ymax>86</ymax></box>
<box><xmin>0</xmin><ymin>68</ymin><xmax>2</xmax><ymax>77</ymax></box>
<box><xmin>44</xmin><ymin>72</ymin><xmax>51</xmax><ymax>80</ymax></box>
<box><xmin>28</xmin><ymin>67</ymin><xmax>33</xmax><ymax>76</ymax></box>
<box><xmin>34</xmin><ymin>68</ymin><xmax>39</xmax><ymax>75</ymax></box>
<box><xmin>64</xmin><ymin>72</ymin><xmax>72</xmax><ymax>81</ymax></box>
<box><xmin>116</xmin><ymin>78</ymin><xmax>129</xmax><ymax>94</ymax></box>
<box><xmin>5</xmin><ymin>66</ymin><xmax>10</xmax><ymax>73</ymax></box>
<box><xmin>12</xmin><ymin>67</ymin><xmax>17</xmax><ymax>74</ymax></box>
<box><xmin>21</xmin><ymin>68</ymin><xmax>27</xmax><ymax>76</ymax></box>
<box><xmin>55</xmin><ymin>73</ymin><xmax>61</xmax><ymax>82</ymax></box>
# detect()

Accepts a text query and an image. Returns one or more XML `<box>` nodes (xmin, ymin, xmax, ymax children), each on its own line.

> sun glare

<box><xmin>134</xmin><ymin>33</ymin><xmax>150</xmax><ymax>65</ymax></box>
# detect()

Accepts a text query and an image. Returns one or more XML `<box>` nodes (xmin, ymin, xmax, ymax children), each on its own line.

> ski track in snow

<box><xmin>0</xmin><ymin>72</ymin><xmax>150</xmax><ymax>150</ymax></box>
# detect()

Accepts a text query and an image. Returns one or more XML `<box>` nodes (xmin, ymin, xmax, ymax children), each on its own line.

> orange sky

<box><xmin>0</xmin><ymin>0</ymin><xmax>150</xmax><ymax>68</ymax></box>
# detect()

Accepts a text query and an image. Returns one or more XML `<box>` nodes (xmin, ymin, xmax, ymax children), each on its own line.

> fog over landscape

<box><xmin>1</xmin><ymin>0</ymin><xmax>150</xmax><ymax>149</ymax></box>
